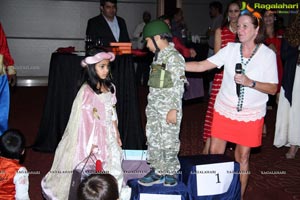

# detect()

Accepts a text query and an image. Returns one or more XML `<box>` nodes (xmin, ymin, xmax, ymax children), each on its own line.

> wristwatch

<box><xmin>250</xmin><ymin>81</ymin><xmax>256</xmax><ymax>88</ymax></box>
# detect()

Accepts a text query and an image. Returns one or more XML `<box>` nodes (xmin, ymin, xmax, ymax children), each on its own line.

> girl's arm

<box><xmin>214</xmin><ymin>28</ymin><xmax>222</xmax><ymax>53</ymax></box>
<box><xmin>113</xmin><ymin>120</ymin><xmax>122</xmax><ymax>146</ymax></box>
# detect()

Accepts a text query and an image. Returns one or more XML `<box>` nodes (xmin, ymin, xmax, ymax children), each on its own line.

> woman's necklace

<box><xmin>229</xmin><ymin>23</ymin><xmax>237</xmax><ymax>33</ymax></box>
<box><xmin>240</xmin><ymin>44</ymin><xmax>259</xmax><ymax>66</ymax></box>
<box><xmin>237</xmin><ymin>44</ymin><xmax>259</xmax><ymax>112</ymax></box>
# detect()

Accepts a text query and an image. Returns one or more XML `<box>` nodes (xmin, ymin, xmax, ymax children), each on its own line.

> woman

<box><xmin>262</xmin><ymin>9</ymin><xmax>284</xmax><ymax>136</ymax></box>
<box><xmin>186</xmin><ymin>13</ymin><xmax>278</xmax><ymax>199</ymax></box>
<box><xmin>202</xmin><ymin>0</ymin><xmax>240</xmax><ymax>154</ymax></box>
<box><xmin>273</xmin><ymin>13</ymin><xmax>300</xmax><ymax>159</ymax></box>
<box><xmin>263</xmin><ymin>9</ymin><xmax>283</xmax><ymax>93</ymax></box>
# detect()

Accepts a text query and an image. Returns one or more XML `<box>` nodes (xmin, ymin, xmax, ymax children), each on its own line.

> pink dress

<box><xmin>41</xmin><ymin>83</ymin><xmax>125</xmax><ymax>200</ymax></box>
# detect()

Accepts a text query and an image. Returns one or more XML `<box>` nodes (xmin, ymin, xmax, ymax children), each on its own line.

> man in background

<box><xmin>206</xmin><ymin>1</ymin><xmax>223</xmax><ymax>94</ymax></box>
<box><xmin>207</xmin><ymin>1</ymin><xmax>223</xmax><ymax>57</ymax></box>
<box><xmin>86</xmin><ymin>0</ymin><xmax>130</xmax><ymax>47</ymax></box>
<box><xmin>132</xmin><ymin>11</ymin><xmax>151</xmax><ymax>50</ymax></box>
<box><xmin>132</xmin><ymin>11</ymin><xmax>152</xmax><ymax>86</ymax></box>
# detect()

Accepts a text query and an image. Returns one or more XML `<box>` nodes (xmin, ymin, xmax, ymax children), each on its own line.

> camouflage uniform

<box><xmin>146</xmin><ymin>43</ymin><xmax>185</xmax><ymax>175</ymax></box>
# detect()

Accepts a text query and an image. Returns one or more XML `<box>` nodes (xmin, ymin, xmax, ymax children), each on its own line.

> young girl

<box><xmin>41</xmin><ymin>50</ymin><xmax>130</xmax><ymax>200</ymax></box>
<box><xmin>0</xmin><ymin>129</ymin><xmax>30</xmax><ymax>200</ymax></box>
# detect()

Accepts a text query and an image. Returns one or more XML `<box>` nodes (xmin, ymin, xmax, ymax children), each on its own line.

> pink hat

<box><xmin>81</xmin><ymin>52</ymin><xmax>115</xmax><ymax>67</ymax></box>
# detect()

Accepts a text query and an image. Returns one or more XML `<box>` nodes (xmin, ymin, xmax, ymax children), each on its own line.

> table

<box><xmin>33</xmin><ymin>52</ymin><xmax>145</xmax><ymax>152</ymax></box>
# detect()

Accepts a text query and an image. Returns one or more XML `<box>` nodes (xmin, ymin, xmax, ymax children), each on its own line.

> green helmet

<box><xmin>143</xmin><ymin>20</ymin><xmax>171</xmax><ymax>39</ymax></box>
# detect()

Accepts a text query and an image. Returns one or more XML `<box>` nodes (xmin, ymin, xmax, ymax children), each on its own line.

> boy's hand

<box><xmin>166</xmin><ymin>109</ymin><xmax>177</xmax><ymax>125</ymax></box>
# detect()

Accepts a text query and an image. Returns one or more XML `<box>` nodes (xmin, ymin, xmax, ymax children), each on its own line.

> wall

<box><xmin>0</xmin><ymin>0</ymin><xmax>157</xmax><ymax>79</ymax></box>
<box><xmin>0</xmin><ymin>0</ymin><xmax>297</xmax><ymax>82</ymax></box>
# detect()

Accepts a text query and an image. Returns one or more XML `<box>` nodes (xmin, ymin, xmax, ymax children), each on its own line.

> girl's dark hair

<box><xmin>83</xmin><ymin>49</ymin><xmax>114</xmax><ymax>94</ymax></box>
<box><xmin>78</xmin><ymin>174</ymin><xmax>119</xmax><ymax>200</ymax></box>
<box><xmin>261</xmin><ymin>9</ymin><xmax>280</xmax><ymax>36</ymax></box>
<box><xmin>221</xmin><ymin>0</ymin><xmax>241</xmax><ymax>28</ymax></box>
<box><xmin>238</xmin><ymin>12</ymin><xmax>265</xmax><ymax>44</ymax></box>
<box><xmin>0</xmin><ymin>129</ymin><xmax>25</xmax><ymax>160</ymax></box>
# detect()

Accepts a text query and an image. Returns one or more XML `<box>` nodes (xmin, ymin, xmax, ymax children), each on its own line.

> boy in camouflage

<box><xmin>138</xmin><ymin>20</ymin><xmax>186</xmax><ymax>187</ymax></box>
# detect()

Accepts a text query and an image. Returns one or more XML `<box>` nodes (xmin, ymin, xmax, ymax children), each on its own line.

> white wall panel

<box><xmin>0</xmin><ymin>0</ymin><xmax>156</xmax><ymax>79</ymax></box>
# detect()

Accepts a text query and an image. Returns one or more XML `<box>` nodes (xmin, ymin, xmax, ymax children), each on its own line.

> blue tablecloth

<box><xmin>127</xmin><ymin>155</ymin><xmax>240</xmax><ymax>200</ymax></box>
<box><xmin>179</xmin><ymin>155</ymin><xmax>241</xmax><ymax>200</ymax></box>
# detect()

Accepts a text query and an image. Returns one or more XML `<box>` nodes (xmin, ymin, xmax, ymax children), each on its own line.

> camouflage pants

<box><xmin>145</xmin><ymin>99</ymin><xmax>182</xmax><ymax>175</ymax></box>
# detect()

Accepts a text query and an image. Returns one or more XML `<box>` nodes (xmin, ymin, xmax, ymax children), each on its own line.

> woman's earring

<box><xmin>228</xmin><ymin>16</ymin><xmax>230</xmax><ymax>22</ymax></box>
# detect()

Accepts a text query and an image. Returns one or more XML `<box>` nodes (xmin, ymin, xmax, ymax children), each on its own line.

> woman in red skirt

<box><xmin>202</xmin><ymin>0</ymin><xmax>240</xmax><ymax>154</ymax></box>
<box><xmin>186</xmin><ymin>13</ymin><xmax>278</xmax><ymax>199</ymax></box>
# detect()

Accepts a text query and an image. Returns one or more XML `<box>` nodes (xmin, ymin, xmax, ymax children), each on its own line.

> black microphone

<box><xmin>235</xmin><ymin>63</ymin><xmax>242</xmax><ymax>97</ymax></box>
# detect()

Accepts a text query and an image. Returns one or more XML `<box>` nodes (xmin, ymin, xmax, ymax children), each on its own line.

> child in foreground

<box><xmin>0</xmin><ymin>129</ymin><xmax>30</xmax><ymax>200</ymax></box>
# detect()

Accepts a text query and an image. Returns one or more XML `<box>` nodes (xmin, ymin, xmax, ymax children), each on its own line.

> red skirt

<box><xmin>211</xmin><ymin>111</ymin><xmax>264</xmax><ymax>147</ymax></box>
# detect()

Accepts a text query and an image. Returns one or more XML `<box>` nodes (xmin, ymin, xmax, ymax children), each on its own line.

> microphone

<box><xmin>235</xmin><ymin>63</ymin><xmax>242</xmax><ymax>97</ymax></box>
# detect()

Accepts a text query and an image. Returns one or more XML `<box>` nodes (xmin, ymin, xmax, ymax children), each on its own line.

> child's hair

<box><xmin>77</xmin><ymin>174</ymin><xmax>119</xmax><ymax>200</ymax></box>
<box><xmin>81</xmin><ymin>49</ymin><xmax>115</xmax><ymax>94</ymax></box>
<box><xmin>0</xmin><ymin>129</ymin><xmax>25</xmax><ymax>160</ymax></box>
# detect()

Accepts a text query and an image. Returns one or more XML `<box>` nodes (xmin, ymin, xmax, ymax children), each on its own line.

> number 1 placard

<box><xmin>195</xmin><ymin>161</ymin><xmax>234</xmax><ymax>196</ymax></box>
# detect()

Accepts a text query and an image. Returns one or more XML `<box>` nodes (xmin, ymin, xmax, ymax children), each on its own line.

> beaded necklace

<box><xmin>237</xmin><ymin>44</ymin><xmax>259</xmax><ymax>112</ymax></box>
<box><xmin>229</xmin><ymin>24</ymin><xmax>237</xmax><ymax>34</ymax></box>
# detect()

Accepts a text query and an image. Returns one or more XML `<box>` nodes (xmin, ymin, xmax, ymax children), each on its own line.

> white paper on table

<box><xmin>140</xmin><ymin>193</ymin><xmax>181</xmax><ymax>200</ymax></box>
<box><xmin>196</xmin><ymin>161</ymin><xmax>234</xmax><ymax>196</ymax></box>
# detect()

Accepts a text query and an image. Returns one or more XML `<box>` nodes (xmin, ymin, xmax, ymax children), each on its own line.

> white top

<box><xmin>103</xmin><ymin>15</ymin><xmax>120</xmax><ymax>42</ymax></box>
<box><xmin>132</xmin><ymin>22</ymin><xmax>146</xmax><ymax>49</ymax></box>
<box><xmin>14</xmin><ymin>167</ymin><xmax>30</xmax><ymax>200</ymax></box>
<box><xmin>208</xmin><ymin>42</ymin><xmax>278</xmax><ymax>121</ymax></box>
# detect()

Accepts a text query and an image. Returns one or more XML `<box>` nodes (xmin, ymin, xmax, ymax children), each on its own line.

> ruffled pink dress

<box><xmin>41</xmin><ymin>83</ymin><xmax>126</xmax><ymax>199</ymax></box>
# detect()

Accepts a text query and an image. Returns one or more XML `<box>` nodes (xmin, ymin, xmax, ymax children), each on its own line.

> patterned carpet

<box><xmin>8</xmin><ymin>86</ymin><xmax>300</xmax><ymax>200</ymax></box>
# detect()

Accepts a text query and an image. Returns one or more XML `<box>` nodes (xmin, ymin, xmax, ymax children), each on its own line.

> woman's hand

<box><xmin>166</xmin><ymin>109</ymin><xmax>177</xmax><ymax>125</ymax></box>
<box><xmin>234</xmin><ymin>73</ymin><xmax>252</xmax><ymax>87</ymax></box>
<box><xmin>91</xmin><ymin>144</ymin><xmax>98</xmax><ymax>154</ymax></box>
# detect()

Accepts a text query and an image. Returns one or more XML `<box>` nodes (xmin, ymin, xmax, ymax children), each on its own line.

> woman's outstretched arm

<box><xmin>185</xmin><ymin>60</ymin><xmax>217</xmax><ymax>72</ymax></box>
